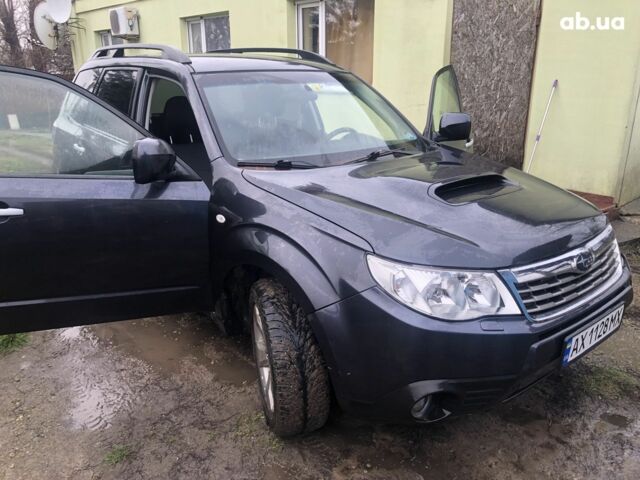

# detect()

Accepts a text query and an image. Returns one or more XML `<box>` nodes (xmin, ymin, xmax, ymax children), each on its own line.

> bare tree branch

<box><xmin>0</xmin><ymin>0</ymin><xmax>25</xmax><ymax>67</ymax></box>
<box><xmin>0</xmin><ymin>0</ymin><xmax>74</xmax><ymax>78</ymax></box>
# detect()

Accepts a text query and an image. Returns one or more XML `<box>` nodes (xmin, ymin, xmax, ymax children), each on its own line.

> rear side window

<box><xmin>74</xmin><ymin>68</ymin><xmax>102</xmax><ymax>93</ymax></box>
<box><xmin>95</xmin><ymin>69</ymin><xmax>138</xmax><ymax>115</ymax></box>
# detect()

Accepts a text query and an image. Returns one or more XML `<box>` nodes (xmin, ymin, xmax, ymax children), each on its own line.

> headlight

<box><xmin>367</xmin><ymin>255</ymin><xmax>521</xmax><ymax>321</ymax></box>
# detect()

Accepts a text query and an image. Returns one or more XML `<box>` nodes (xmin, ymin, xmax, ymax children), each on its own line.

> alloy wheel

<box><xmin>252</xmin><ymin>304</ymin><xmax>275</xmax><ymax>413</ymax></box>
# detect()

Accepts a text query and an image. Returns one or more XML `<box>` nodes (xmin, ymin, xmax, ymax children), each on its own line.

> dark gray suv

<box><xmin>0</xmin><ymin>44</ymin><xmax>632</xmax><ymax>437</ymax></box>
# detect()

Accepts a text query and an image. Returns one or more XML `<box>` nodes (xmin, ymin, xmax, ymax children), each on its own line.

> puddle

<box><xmin>69</xmin><ymin>376</ymin><xmax>135</xmax><ymax>431</ymax></box>
<box><xmin>58</xmin><ymin>316</ymin><xmax>256</xmax><ymax>431</ymax></box>
<box><xmin>60</xmin><ymin>327</ymin><xmax>140</xmax><ymax>431</ymax></box>
<box><xmin>89</xmin><ymin>316</ymin><xmax>256</xmax><ymax>386</ymax></box>
<box><xmin>600</xmin><ymin>413</ymin><xmax>632</xmax><ymax>428</ymax></box>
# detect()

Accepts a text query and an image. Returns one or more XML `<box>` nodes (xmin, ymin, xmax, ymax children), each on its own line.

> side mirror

<box><xmin>435</xmin><ymin>112</ymin><xmax>472</xmax><ymax>142</ymax></box>
<box><xmin>132</xmin><ymin>138</ymin><xmax>176</xmax><ymax>184</ymax></box>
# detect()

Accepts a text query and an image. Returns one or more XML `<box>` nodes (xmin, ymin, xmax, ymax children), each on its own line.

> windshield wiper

<box><xmin>342</xmin><ymin>148</ymin><xmax>421</xmax><ymax>165</ymax></box>
<box><xmin>237</xmin><ymin>159</ymin><xmax>317</xmax><ymax>170</ymax></box>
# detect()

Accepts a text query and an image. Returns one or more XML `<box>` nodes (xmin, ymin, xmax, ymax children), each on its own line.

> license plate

<box><xmin>562</xmin><ymin>305</ymin><xmax>624</xmax><ymax>366</ymax></box>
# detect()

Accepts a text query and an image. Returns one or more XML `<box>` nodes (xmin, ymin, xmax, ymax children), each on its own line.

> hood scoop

<box><xmin>433</xmin><ymin>174</ymin><xmax>520</xmax><ymax>205</ymax></box>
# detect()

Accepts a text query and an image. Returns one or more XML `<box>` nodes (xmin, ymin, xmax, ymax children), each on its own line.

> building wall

<box><xmin>524</xmin><ymin>0</ymin><xmax>640</xmax><ymax>200</ymax></box>
<box><xmin>619</xmin><ymin>78</ymin><xmax>640</xmax><ymax>205</ymax></box>
<box><xmin>371</xmin><ymin>0</ymin><xmax>453</xmax><ymax>129</ymax></box>
<box><xmin>450</xmin><ymin>0</ymin><xmax>539</xmax><ymax>169</ymax></box>
<box><xmin>71</xmin><ymin>0</ymin><xmax>294</xmax><ymax>67</ymax></box>
<box><xmin>70</xmin><ymin>0</ymin><xmax>453</xmax><ymax>130</ymax></box>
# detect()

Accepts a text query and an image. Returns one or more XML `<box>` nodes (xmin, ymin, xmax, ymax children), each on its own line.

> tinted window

<box><xmin>95</xmin><ymin>69</ymin><xmax>138</xmax><ymax>115</ymax></box>
<box><xmin>74</xmin><ymin>68</ymin><xmax>102</xmax><ymax>93</ymax></box>
<box><xmin>0</xmin><ymin>71</ymin><xmax>142</xmax><ymax>176</ymax></box>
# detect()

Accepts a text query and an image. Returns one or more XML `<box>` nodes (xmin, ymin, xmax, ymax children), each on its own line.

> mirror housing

<box><xmin>132</xmin><ymin>138</ymin><xmax>176</xmax><ymax>184</ymax></box>
<box><xmin>435</xmin><ymin>112</ymin><xmax>472</xmax><ymax>142</ymax></box>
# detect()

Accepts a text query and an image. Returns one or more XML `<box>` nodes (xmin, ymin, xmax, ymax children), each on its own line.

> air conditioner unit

<box><xmin>109</xmin><ymin>7</ymin><xmax>140</xmax><ymax>39</ymax></box>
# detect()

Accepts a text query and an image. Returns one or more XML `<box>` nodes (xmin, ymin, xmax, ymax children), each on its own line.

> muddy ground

<box><xmin>1</xmin><ymin>243</ymin><xmax>639</xmax><ymax>480</ymax></box>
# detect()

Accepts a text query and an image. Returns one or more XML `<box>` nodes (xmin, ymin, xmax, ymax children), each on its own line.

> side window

<box><xmin>187</xmin><ymin>14</ymin><xmax>231</xmax><ymax>53</ymax></box>
<box><xmin>145</xmin><ymin>77</ymin><xmax>210</xmax><ymax>183</ymax></box>
<box><xmin>74</xmin><ymin>68</ymin><xmax>103</xmax><ymax>93</ymax></box>
<box><xmin>0</xmin><ymin>70</ymin><xmax>142</xmax><ymax>176</ymax></box>
<box><xmin>146</xmin><ymin>78</ymin><xmax>202</xmax><ymax>146</ymax></box>
<box><xmin>95</xmin><ymin>69</ymin><xmax>138</xmax><ymax>115</ymax></box>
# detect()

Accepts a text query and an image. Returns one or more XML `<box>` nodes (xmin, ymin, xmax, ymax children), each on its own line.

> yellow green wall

<box><xmin>524</xmin><ymin>0</ymin><xmax>640</xmax><ymax>201</ymax></box>
<box><xmin>71</xmin><ymin>0</ymin><xmax>452</xmax><ymax>130</ymax></box>
<box><xmin>619</xmin><ymin>77</ymin><xmax>640</xmax><ymax>205</ymax></box>
<box><xmin>372</xmin><ymin>0</ymin><xmax>453</xmax><ymax>129</ymax></box>
<box><xmin>72</xmin><ymin>0</ymin><xmax>295</xmax><ymax>65</ymax></box>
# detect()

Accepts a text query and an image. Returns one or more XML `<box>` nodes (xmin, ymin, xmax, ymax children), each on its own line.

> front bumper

<box><xmin>310</xmin><ymin>262</ymin><xmax>633</xmax><ymax>422</ymax></box>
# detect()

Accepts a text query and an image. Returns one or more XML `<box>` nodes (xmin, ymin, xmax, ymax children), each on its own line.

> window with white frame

<box><xmin>296</xmin><ymin>0</ymin><xmax>375</xmax><ymax>83</ymax></box>
<box><xmin>187</xmin><ymin>14</ymin><xmax>231</xmax><ymax>53</ymax></box>
<box><xmin>297</xmin><ymin>1</ymin><xmax>325</xmax><ymax>55</ymax></box>
<box><xmin>99</xmin><ymin>31</ymin><xmax>124</xmax><ymax>47</ymax></box>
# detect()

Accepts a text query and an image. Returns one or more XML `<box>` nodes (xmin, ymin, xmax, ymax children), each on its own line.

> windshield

<box><xmin>196</xmin><ymin>71</ymin><xmax>422</xmax><ymax>167</ymax></box>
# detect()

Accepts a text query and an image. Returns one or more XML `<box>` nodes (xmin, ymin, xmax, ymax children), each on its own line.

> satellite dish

<box><xmin>33</xmin><ymin>2</ymin><xmax>57</xmax><ymax>50</ymax></box>
<box><xmin>47</xmin><ymin>0</ymin><xmax>72</xmax><ymax>24</ymax></box>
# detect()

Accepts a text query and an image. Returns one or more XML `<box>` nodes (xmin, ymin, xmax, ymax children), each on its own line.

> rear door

<box><xmin>0</xmin><ymin>66</ymin><xmax>211</xmax><ymax>334</ymax></box>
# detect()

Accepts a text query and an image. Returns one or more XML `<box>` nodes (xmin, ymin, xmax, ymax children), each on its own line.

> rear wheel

<box><xmin>249</xmin><ymin>278</ymin><xmax>330</xmax><ymax>436</ymax></box>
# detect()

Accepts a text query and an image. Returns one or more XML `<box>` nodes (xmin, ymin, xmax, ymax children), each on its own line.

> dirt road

<box><xmin>1</xmin><ymin>243</ymin><xmax>639</xmax><ymax>480</ymax></box>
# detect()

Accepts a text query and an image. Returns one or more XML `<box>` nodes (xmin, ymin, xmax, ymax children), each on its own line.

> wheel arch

<box><xmin>212</xmin><ymin>225</ymin><xmax>344</xmax><ymax>325</ymax></box>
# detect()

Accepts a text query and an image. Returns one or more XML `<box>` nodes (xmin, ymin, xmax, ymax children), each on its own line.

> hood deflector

<box><xmin>433</xmin><ymin>174</ymin><xmax>521</xmax><ymax>205</ymax></box>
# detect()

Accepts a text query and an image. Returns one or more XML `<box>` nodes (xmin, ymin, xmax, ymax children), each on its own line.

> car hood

<box><xmin>241</xmin><ymin>147</ymin><xmax>606</xmax><ymax>268</ymax></box>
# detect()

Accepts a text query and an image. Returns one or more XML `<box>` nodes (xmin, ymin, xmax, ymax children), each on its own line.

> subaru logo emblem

<box><xmin>573</xmin><ymin>249</ymin><xmax>595</xmax><ymax>272</ymax></box>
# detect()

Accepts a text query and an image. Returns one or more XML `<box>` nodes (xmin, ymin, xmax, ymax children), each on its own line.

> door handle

<box><xmin>73</xmin><ymin>143</ymin><xmax>86</xmax><ymax>155</ymax></box>
<box><xmin>0</xmin><ymin>208</ymin><xmax>24</xmax><ymax>217</ymax></box>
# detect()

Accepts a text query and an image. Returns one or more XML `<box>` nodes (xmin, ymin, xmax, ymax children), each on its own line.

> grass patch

<box><xmin>0</xmin><ymin>333</ymin><xmax>29</xmax><ymax>353</ymax></box>
<box><xmin>234</xmin><ymin>411</ymin><xmax>283</xmax><ymax>452</ymax></box>
<box><xmin>576</xmin><ymin>364</ymin><xmax>639</xmax><ymax>398</ymax></box>
<box><xmin>0</xmin><ymin>130</ymin><xmax>55</xmax><ymax>174</ymax></box>
<box><xmin>621</xmin><ymin>239</ymin><xmax>640</xmax><ymax>270</ymax></box>
<box><xmin>0</xmin><ymin>130</ymin><xmax>54</xmax><ymax>157</ymax></box>
<box><xmin>104</xmin><ymin>445</ymin><xmax>133</xmax><ymax>466</ymax></box>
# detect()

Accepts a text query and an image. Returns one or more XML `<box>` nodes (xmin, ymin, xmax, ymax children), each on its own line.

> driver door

<box><xmin>0</xmin><ymin>66</ymin><xmax>212</xmax><ymax>334</ymax></box>
<box><xmin>424</xmin><ymin>65</ymin><xmax>474</xmax><ymax>152</ymax></box>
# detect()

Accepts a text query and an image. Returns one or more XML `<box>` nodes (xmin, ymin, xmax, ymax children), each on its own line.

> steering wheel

<box><xmin>327</xmin><ymin>127</ymin><xmax>359</xmax><ymax>141</ymax></box>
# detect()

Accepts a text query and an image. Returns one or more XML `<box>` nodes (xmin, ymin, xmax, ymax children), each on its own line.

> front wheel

<box><xmin>249</xmin><ymin>278</ymin><xmax>330</xmax><ymax>436</ymax></box>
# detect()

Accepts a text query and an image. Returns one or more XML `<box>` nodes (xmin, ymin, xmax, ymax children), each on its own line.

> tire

<box><xmin>249</xmin><ymin>278</ymin><xmax>330</xmax><ymax>436</ymax></box>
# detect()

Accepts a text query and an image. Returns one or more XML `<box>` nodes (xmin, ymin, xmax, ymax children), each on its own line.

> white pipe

<box><xmin>526</xmin><ymin>79</ymin><xmax>558</xmax><ymax>173</ymax></box>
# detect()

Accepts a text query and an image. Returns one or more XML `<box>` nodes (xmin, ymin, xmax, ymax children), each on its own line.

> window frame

<box><xmin>94</xmin><ymin>67</ymin><xmax>143</xmax><ymax>118</ymax></box>
<box><xmin>0</xmin><ymin>65</ymin><xmax>203</xmax><ymax>181</ymax></box>
<box><xmin>186</xmin><ymin>13</ymin><xmax>230</xmax><ymax>54</ymax></box>
<box><xmin>0</xmin><ymin>65</ymin><xmax>150</xmax><ymax>180</ymax></box>
<box><xmin>296</xmin><ymin>1</ymin><xmax>326</xmax><ymax>56</ymax></box>
<box><xmin>98</xmin><ymin>30</ymin><xmax>124</xmax><ymax>47</ymax></box>
<box><xmin>73</xmin><ymin>68</ymin><xmax>104</xmax><ymax>94</ymax></box>
<box><xmin>142</xmin><ymin>74</ymin><xmax>189</xmax><ymax>130</ymax></box>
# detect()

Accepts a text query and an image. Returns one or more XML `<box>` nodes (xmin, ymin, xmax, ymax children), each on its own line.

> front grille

<box><xmin>508</xmin><ymin>226</ymin><xmax>623</xmax><ymax>322</ymax></box>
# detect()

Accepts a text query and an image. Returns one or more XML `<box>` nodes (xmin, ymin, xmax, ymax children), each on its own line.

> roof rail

<box><xmin>208</xmin><ymin>48</ymin><xmax>335</xmax><ymax>66</ymax></box>
<box><xmin>91</xmin><ymin>44</ymin><xmax>191</xmax><ymax>64</ymax></box>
